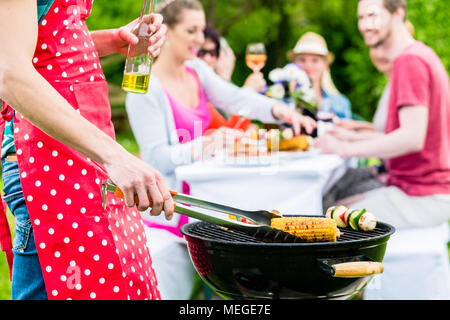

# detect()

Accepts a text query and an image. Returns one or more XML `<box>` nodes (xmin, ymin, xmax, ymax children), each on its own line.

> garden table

<box><xmin>174</xmin><ymin>152</ymin><xmax>347</xmax><ymax>216</ymax></box>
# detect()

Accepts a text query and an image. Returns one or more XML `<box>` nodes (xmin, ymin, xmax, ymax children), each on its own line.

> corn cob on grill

<box><xmin>270</xmin><ymin>217</ymin><xmax>339</xmax><ymax>242</ymax></box>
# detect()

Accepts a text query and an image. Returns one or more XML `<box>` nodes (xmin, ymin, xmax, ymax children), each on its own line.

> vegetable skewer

<box><xmin>326</xmin><ymin>205</ymin><xmax>377</xmax><ymax>231</ymax></box>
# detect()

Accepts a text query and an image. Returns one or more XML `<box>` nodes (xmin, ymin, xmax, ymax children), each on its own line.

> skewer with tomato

<box><xmin>325</xmin><ymin>205</ymin><xmax>377</xmax><ymax>231</ymax></box>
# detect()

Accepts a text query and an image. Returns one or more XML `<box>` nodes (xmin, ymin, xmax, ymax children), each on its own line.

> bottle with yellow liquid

<box><xmin>122</xmin><ymin>70</ymin><xmax>151</xmax><ymax>94</ymax></box>
<box><xmin>122</xmin><ymin>0</ymin><xmax>155</xmax><ymax>94</ymax></box>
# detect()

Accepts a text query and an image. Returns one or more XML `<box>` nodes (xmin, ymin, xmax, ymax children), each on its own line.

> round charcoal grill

<box><xmin>181</xmin><ymin>219</ymin><xmax>395</xmax><ymax>300</ymax></box>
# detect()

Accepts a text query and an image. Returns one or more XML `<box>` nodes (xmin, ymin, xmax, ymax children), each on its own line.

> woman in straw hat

<box><xmin>287</xmin><ymin>32</ymin><xmax>352</xmax><ymax>119</ymax></box>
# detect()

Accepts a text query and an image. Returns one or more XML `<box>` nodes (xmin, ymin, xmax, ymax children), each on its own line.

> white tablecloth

<box><xmin>175</xmin><ymin>153</ymin><xmax>347</xmax><ymax>215</ymax></box>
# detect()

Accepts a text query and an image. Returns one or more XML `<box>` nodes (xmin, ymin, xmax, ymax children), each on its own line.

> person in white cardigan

<box><xmin>126</xmin><ymin>6</ymin><xmax>315</xmax><ymax>189</ymax></box>
<box><xmin>125</xmin><ymin>0</ymin><xmax>316</xmax><ymax>300</ymax></box>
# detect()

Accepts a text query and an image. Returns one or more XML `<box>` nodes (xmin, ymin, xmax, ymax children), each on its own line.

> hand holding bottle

<box><xmin>115</xmin><ymin>13</ymin><xmax>166</xmax><ymax>57</ymax></box>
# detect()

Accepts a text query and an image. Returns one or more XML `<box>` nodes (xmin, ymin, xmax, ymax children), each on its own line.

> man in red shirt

<box><xmin>317</xmin><ymin>0</ymin><xmax>450</xmax><ymax>228</ymax></box>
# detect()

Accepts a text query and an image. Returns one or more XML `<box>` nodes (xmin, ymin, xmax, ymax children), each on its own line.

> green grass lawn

<box><xmin>0</xmin><ymin>178</ymin><xmax>13</xmax><ymax>300</ymax></box>
<box><xmin>115</xmin><ymin>127</ymin><xmax>140</xmax><ymax>156</ymax></box>
<box><xmin>0</xmin><ymin>256</ymin><xmax>12</xmax><ymax>300</ymax></box>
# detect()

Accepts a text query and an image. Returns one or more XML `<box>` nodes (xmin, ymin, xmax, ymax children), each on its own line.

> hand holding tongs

<box><xmin>101</xmin><ymin>180</ymin><xmax>302</xmax><ymax>243</ymax></box>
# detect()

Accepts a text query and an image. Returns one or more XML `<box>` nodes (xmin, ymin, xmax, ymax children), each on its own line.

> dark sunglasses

<box><xmin>197</xmin><ymin>48</ymin><xmax>218</xmax><ymax>58</ymax></box>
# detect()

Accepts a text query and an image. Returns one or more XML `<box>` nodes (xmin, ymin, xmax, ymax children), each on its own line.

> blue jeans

<box><xmin>1</xmin><ymin>158</ymin><xmax>48</xmax><ymax>300</ymax></box>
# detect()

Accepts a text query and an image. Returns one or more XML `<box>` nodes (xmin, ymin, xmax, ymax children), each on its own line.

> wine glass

<box><xmin>245</xmin><ymin>43</ymin><xmax>267</xmax><ymax>73</ymax></box>
<box><xmin>317</xmin><ymin>98</ymin><xmax>335</xmax><ymax>136</ymax></box>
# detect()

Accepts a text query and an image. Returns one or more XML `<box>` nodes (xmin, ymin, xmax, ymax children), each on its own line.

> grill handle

<box><xmin>331</xmin><ymin>262</ymin><xmax>384</xmax><ymax>278</ymax></box>
<box><xmin>318</xmin><ymin>257</ymin><xmax>384</xmax><ymax>278</ymax></box>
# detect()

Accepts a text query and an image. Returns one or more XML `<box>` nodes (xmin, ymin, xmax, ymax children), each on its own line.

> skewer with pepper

<box><xmin>325</xmin><ymin>205</ymin><xmax>377</xmax><ymax>231</ymax></box>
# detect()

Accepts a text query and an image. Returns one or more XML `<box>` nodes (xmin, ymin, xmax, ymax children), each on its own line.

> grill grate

<box><xmin>185</xmin><ymin>222</ymin><xmax>390</xmax><ymax>244</ymax></box>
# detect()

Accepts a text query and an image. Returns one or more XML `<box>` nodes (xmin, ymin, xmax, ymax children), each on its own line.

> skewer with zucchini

<box><xmin>325</xmin><ymin>205</ymin><xmax>377</xmax><ymax>231</ymax></box>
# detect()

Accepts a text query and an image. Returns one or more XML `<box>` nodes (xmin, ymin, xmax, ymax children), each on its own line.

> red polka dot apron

<box><xmin>0</xmin><ymin>0</ymin><xmax>160</xmax><ymax>300</ymax></box>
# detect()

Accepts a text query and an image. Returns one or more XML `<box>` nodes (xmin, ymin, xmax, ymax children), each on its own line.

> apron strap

<box><xmin>0</xmin><ymin>199</ymin><xmax>13</xmax><ymax>280</ymax></box>
<box><xmin>1</xmin><ymin>101</ymin><xmax>13</xmax><ymax>122</ymax></box>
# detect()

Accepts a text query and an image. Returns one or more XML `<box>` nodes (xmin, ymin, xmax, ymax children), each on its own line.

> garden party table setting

<box><xmin>175</xmin><ymin>60</ymin><xmax>344</xmax><ymax>216</ymax></box>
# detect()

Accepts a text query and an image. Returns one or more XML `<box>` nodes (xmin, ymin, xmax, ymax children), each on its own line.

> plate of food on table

<box><xmin>267</xmin><ymin>127</ymin><xmax>319</xmax><ymax>159</ymax></box>
<box><xmin>217</xmin><ymin>127</ymin><xmax>318</xmax><ymax>166</ymax></box>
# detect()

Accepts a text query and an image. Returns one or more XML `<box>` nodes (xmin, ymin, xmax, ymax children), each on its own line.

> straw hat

<box><xmin>287</xmin><ymin>32</ymin><xmax>335</xmax><ymax>64</ymax></box>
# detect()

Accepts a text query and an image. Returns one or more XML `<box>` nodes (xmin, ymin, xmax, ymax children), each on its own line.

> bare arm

<box><xmin>327</xmin><ymin>126</ymin><xmax>384</xmax><ymax>142</ymax></box>
<box><xmin>0</xmin><ymin>0</ymin><xmax>173</xmax><ymax>217</ymax></box>
<box><xmin>334</xmin><ymin>118</ymin><xmax>376</xmax><ymax>131</ymax></box>
<box><xmin>90</xmin><ymin>14</ymin><xmax>167</xmax><ymax>57</ymax></box>
<box><xmin>316</xmin><ymin>105</ymin><xmax>428</xmax><ymax>159</ymax></box>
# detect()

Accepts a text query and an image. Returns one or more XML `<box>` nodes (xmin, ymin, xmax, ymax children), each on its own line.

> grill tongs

<box><xmin>102</xmin><ymin>180</ymin><xmax>301</xmax><ymax>243</ymax></box>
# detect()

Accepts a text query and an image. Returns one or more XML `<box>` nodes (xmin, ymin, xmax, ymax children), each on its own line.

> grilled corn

<box><xmin>279</xmin><ymin>135</ymin><xmax>310</xmax><ymax>151</ymax></box>
<box><xmin>267</xmin><ymin>134</ymin><xmax>310</xmax><ymax>151</ymax></box>
<box><xmin>270</xmin><ymin>217</ymin><xmax>339</xmax><ymax>242</ymax></box>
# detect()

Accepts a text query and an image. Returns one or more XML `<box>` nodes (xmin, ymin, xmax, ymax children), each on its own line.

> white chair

<box><xmin>364</xmin><ymin>222</ymin><xmax>450</xmax><ymax>300</ymax></box>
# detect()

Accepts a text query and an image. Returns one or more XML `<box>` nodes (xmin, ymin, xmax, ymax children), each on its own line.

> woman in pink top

<box><xmin>151</xmin><ymin>0</ymin><xmax>314</xmax><ymax>150</ymax></box>
<box><xmin>163</xmin><ymin>66</ymin><xmax>212</xmax><ymax>142</ymax></box>
<box><xmin>133</xmin><ymin>0</ymin><xmax>315</xmax><ymax>236</ymax></box>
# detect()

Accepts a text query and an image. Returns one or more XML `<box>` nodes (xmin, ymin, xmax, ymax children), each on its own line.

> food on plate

<box><xmin>229</xmin><ymin>127</ymin><xmax>311</xmax><ymax>157</ymax></box>
<box><xmin>281</xmin><ymin>128</ymin><xmax>294</xmax><ymax>140</ymax></box>
<box><xmin>325</xmin><ymin>205</ymin><xmax>377</xmax><ymax>231</ymax></box>
<box><xmin>229</xmin><ymin>128</ymin><xmax>269</xmax><ymax>157</ymax></box>
<box><xmin>279</xmin><ymin>135</ymin><xmax>310</xmax><ymax>151</ymax></box>
<box><xmin>270</xmin><ymin>217</ymin><xmax>339</xmax><ymax>242</ymax></box>
<box><xmin>230</xmin><ymin>141</ymin><xmax>269</xmax><ymax>157</ymax></box>
<box><xmin>267</xmin><ymin>128</ymin><xmax>310</xmax><ymax>151</ymax></box>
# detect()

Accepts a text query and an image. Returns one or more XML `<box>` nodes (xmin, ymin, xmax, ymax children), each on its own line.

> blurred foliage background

<box><xmin>87</xmin><ymin>0</ymin><xmax>450</xmax><ymax>122</ymax></box>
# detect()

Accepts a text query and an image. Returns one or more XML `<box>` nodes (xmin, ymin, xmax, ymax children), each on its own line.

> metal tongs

<box><xmin>101</xmin><ymin>179</ymin><xmax>302</xmax><ymax>243</ymax></box>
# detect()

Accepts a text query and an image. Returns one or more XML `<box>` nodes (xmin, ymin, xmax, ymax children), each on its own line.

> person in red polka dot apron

<box><xmin>0</xmin><ymin>0</ymin><xmax>175</xmax><ymax>300</ymax></box>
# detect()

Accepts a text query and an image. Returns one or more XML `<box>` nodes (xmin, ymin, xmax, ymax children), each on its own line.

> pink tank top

<box><xmin>164</xmin><ymin>66</ymin><xmax>212</xmax><ymax>143</ymax></box>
